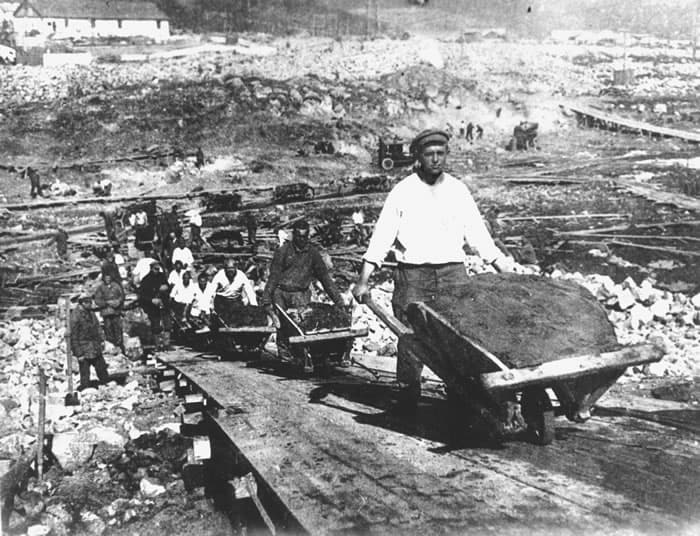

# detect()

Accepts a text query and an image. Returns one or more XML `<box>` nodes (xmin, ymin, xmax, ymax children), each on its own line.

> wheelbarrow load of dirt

<box><xmin>366</xmin><ymin>273</ymin><xmax>663</xmax><ymax>445</ymax></box>
<box><xmin>276</xmin><ymin>302</ymin><xmax>367</xmax><ymax>374</ymax></box>
<box><xmin>211</xmin><ymin>296</ymin><xmax>274</xmax><ymax>359</ymax></box>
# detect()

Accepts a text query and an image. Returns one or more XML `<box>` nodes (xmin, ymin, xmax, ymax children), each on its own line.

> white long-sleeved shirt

<box><xmin>190</xmin><ymin>283</ymin><xmax>216</xmax><ymax>316</ymax></box>
<box><xmin>212</xmin><ymin>269</ymin><xmax>257</xmax><ymax>306</ymax></box>
<box><xmin>132</xmin><ymin>257</ymin><xmax>156</xmax><ymax>286</ymax></box>
<box><xmin>170</xmin><ymin>280</ymin><xmax>198</xmax><ymax>305</ymax></box>
<box><xmin>363</xmin><ymin>172</ymin><xmax>504</xmax><ymax>266</ymax></box>
<box><xmin>172</xmin><ymin>246</ymin><xmax>194</xmax><ymax>269</ymax></box>
<box><xmin>168</xmin><ymin>269</ymin><xmax>184</xmax><ymax>289</ymax></box>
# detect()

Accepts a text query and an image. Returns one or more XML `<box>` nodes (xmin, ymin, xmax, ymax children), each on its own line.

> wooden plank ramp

<box><xmin>158</xmin><ymin>348</ymin><xmax>700</xmax><ymax>535</ymax></box>
<box><xmin>562</xmin><ymin>102</ymin><xmax>700</xmax><ymax>143</ymax></box>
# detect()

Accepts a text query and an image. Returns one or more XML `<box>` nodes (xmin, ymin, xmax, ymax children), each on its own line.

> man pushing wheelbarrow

<box><xmin>352</xmin><ymin>129</ymin><xmax>663</xmax><ymax>444</ymax></box>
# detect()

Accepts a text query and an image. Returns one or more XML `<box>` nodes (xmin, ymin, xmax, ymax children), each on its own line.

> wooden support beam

<box><xmin>480</xmin><ymin>343</ymin><xmax>663</xmax><ymax>393</ymax></box>
<box><xmin>218</xmin><ymin>327</ymin><xmax>276</xmax><ymax>334</ymax></box>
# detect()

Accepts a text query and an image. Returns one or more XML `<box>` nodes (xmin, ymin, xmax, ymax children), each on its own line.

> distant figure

<box><xmin>101</xmin><ymin>207</ymin><xmax>118</xmax><ymax>245</ymax></box>
<box><xmin>71</xmin><ymin>293</ymin><xmax>110</xmax><ymax>390</ymax></box>
<box><xmin>195</xmin><ymin>147</ymin><xmax>205</xmax><ymax>168</ymax></box>
<box><xmin>465</xmin><ymin>122</ymin><xmax>474</xmax><ymax>142</ymax></box>
<box><xmin>496</xmin><ymin>107</ymin><xmax>502</xmax><ymax>118</ymax></box>
<box><xmin>171</xmin><ymin>237</ymin><xmax>194</xmax><ymax>271</ymax></box>
<box><xmin>25</xmin><ymin>167</ymin><xmax>42</xmax><ymax>198</ymax></box>
<box><xmin>459</xmin><ymin>120</ymin><xmax>466</xmax><ymax>138</ymax></box>
<box><xmin>101</xmin><ymin>249</ymin><xmax>122</xmax><ymax>286</ymax></box>
<box><xmin>475</xmin><ymin>124</ymin><xmax>483</xmax><ymax>139</ymax></box>
<box><xmin>55</xmin><ymin>228</ymin><xmax>68</xmax><ymax>259</ymax></box>
<box><xmin>185</xmin><ymin>208</ymin><xmax>203</xmax><ymax>251</ymax></box>
<box><xmin>93</xmin><ymin>273</ymin><xmax>125</xmax><ymax>353</ymax></box>
<box><xmin>139</xmin><ymin>261</ymin><xmax>171</xmax><ymax>350</ymax></box>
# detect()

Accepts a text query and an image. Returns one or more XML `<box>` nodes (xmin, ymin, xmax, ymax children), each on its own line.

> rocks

<box><xmin>139</xmin><ymin>477</ymin><xmax>166</xmax><ymax>497</ymax></box>
<box><xmin>51</xmin><ymin>431</ymin><xmax>95</xmax><ymax>472</ymax></box>
<box><xmin>551</xmin><ymin>271</ymin><xmax>699</xmax><ymax>378</ymax></box>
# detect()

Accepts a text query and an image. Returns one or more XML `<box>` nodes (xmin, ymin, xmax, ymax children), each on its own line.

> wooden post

<box><xmin>36</xmin><ymin>368</ymin><xmax>46</xmax><ymax>482</ymax></box>
<box><xmin>64</xmin><ymin>298</ymin><xmax>74</xmax><ymax>396</ymax></box>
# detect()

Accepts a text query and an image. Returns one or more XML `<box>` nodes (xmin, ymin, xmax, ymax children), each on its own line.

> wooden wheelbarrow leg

<box><xmin>481</xmin><ymin>343</ymin><xmax>665</xmax><ymax>423</ymax></box>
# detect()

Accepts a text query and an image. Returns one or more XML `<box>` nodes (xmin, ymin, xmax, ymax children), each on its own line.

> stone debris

<box><xmin>550</xmin><ymin>270</ymin><xmax>699</xmax><ymax>379</ymax></box>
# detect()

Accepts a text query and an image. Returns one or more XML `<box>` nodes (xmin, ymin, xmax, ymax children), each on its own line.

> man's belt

<box><xmin>397</xmin><ymin>261</ymin><xmax>463</xmax><ymax>269</ymax></box>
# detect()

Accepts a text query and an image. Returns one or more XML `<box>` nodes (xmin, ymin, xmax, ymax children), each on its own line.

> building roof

<box><xmin>15</xmin><ymin>0</ymin><xmax>169</xmax><ymax>20</ymax></box>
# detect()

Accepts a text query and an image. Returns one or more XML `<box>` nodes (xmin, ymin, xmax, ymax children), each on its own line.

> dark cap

<box><xmin>410</xmin><ymin>129</ymin><xmax>450</xmax><ymax>155</ymax></box>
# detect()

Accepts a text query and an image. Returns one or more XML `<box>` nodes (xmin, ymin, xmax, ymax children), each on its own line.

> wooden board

<box><xmin>218</xmin><ymin>326</ymin><xmax>275</xmax><ymax>334</ymax></box>
<box><xmin>481</xmin><ymin>343</ymin><xmax>663</xmax><ymax>392</ymax></box>
<box><xmin>288</xmin><ymin>327</ymin><xmax>368</xmax><ymax>345</ymax></box>
<box><xmin>563</xmin><ymin>102</ymin><xmax>700</xmax><ymax>143</ymax></box>
<box><xmin>158</xmin><ymin>350</ymin><xmax>700</xmax><ymax>535</ymax></box>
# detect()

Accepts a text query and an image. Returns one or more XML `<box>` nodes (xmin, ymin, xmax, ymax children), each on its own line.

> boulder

<box><xmin>140</xmin><ymin>477</ymin><xmax>166</xmax><ymax>497</ymax></box>
<box><xmin>615</xmin><ymin>287</ymin><xmax>637</xmax><ymax>310</ymax></box>
<box><xmin>628</xmin><ymin>303</ymin><xmax>653</xmax><ymax>330</ymax></box>
<box><xmin>51</xmin><ymin>431</ymin><xmax>94</xmax><ymax>472</ymax></box>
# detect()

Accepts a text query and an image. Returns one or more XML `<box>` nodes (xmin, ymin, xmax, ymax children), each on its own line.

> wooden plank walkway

<box><xmin>158</xmin><ymin>349</ymin><xmax>700</xmax><ymax>535</ymax></box>
<box><xmin>562</xmin><ymin>102</ymin><xmax>700</xmax><ymax>143</ymax></box>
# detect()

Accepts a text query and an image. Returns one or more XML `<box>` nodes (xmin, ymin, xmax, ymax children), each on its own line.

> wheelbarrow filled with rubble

<box><xmin>275</xmin><ymin>303</ymin><xmax>368</xmax><ymax>375</ymax></box>
<box><xmin>211</xmin><ymin>298</ymin><xmax>275</xmax><ymax>359</ymax></box>
<box><xmin>366</xmin><ymin>273</ymin><xmax>664</xmax><ymax>445</ymax></box>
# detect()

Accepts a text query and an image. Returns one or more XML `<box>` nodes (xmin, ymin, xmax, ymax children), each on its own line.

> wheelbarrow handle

<box><xmin>363</xmin><ymin>294</ymin><xmax>413</xmax><ymax>338</ymax></box>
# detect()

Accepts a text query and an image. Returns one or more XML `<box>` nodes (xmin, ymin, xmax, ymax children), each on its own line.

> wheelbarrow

<box><xmin>211</xmin><ymin>311</ymin><xmax>275</xmax><ymax>360</ymax></box>
<box><xmin>363</xmin><ymin>274</ymin><xmax>665</xmax><ymax>445</ymax></box>
<box><xmin>275</xmin><ymin>304</ymin><xmax>368</xmax><ymax>375</ymax></box>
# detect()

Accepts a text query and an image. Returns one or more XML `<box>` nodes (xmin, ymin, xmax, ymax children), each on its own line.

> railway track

<box><xmin>157</xmin><ymin>345</ymin><xmax>700</xmax><ymax>535</ymax></box>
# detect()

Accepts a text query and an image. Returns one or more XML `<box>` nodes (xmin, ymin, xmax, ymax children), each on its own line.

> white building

<box><xmin>13</xmin><ymin>0</ymin><xmax>170</xmax><ymax>41</ymax></box>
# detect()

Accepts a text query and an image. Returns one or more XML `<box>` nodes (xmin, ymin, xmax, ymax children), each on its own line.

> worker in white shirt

<box><xmin>185</xmin><ymin>208</ymin><xmax>203</xmax><ymax>250</ymax></box>
<box><xmin>188</xmin><ymin>273</ymin><xmax>216</xmax><ymax>329</ymax></box>
<box><xmin>212</xmin><ymin>257</ymin><xmax>258</xmax><ymax>307</ymax></box>
<box><xmin>171</xmin><ymin>237</ymin><xmax>194</xmax><ymax>271</ymax></box>
<box><xmin>170</xmin><ymin>270</ymin><xmax>198</xmax><ymax>323</ymax></box>
<box><xmin>352</xmin><ymin>129</ymin><xmax>517</xmax><ymax>411</ymax></box>
<box><xmin>132</xmin><ymin>251</ymin><xmax>158</xmax><ymax>287</ymax></box>
<box><xmin>168</xmin><ymin>260</ymin><xmax>185</xmax><ymax>289</ymax></box>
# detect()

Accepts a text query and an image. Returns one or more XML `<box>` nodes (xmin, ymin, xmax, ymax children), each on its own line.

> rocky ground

<box><xmin>0</xmin><ymin>22</ymin><xmax>699</xmax><ymax>536</ymax></box>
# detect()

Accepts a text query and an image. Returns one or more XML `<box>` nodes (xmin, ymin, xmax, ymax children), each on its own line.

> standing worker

<box><xmin>139</xmin><ymin>261</ymin><xmax>172</xmax><ymax>350</ymax></box>
<box><xmin>352</xmin><ymin>129</ymin><xmax>516</xmax><ymax>411</ymax></box>
<box><xmin>93</xmin><ymin>273</ymin><xmax>125</xmax><ymax>353</ymax></box>
<box><xmin>262</xmin><ymin>219</ymin><xmax>346</xmax><ymax>320</ymax></box>
<box><xmin>70</xmin><ymin>293</ymin><xmax>110</xmax><ymax>390</ymax></box>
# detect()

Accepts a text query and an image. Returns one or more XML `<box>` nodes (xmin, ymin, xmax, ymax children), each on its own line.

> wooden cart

<box><xmin>216</xmin><ymin>325</ymin><xmax>276</xmax><ymax>360</ymax></box>
<box><xmin>365</xmin><ymin>275</ymin><xmax>664</xmax><ymax>445</ymax></box>
<box><xmin>275</xmin><ymin>304</ymin><xmax>368</xmax><ymax>374</ymax></box>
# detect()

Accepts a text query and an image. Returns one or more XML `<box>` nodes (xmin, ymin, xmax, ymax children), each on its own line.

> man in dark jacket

<box><xmin>262</xmin><ymin>219</ymin><xmax>346</xmax><ymax>316</ymax></box>
<box><xmin>138</xmin><ymin>261</ymin><xmax>171</xmax><ymax>350</ymax></box>
<box><xmin>94</xmin><ymin>273</ymin><xmax>124</xmax><ymax>353</ymax></box>
<box><xmin>70</xmin><ymin>293</ymin><xmax>109</xmax><ymax>390</ymax></box>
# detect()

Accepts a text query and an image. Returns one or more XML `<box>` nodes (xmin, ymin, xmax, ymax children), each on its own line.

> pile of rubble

<box><xmin>0</xmin><ymin>317</ymin><xmax>225</xmax><ymax>535</ymax></box>
<box><xmin>552</xmin><ymin>270</ymin><xmax>700</xmax><ymax>378</ymax></box>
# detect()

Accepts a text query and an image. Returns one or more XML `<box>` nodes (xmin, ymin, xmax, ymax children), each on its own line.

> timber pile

<box><xmin>406</xmin><ymin>274</ymin><xmax>619</xmax><ymax>369</ymax></box>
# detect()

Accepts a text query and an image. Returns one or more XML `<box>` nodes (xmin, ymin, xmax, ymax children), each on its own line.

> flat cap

<box><xmin>410</xmin><ymin>129</ymin><xmax>450</xmax><ymax>155</ymax></box>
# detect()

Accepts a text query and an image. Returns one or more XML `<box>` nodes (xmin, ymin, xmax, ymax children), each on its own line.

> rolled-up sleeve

<box><xmin>462</xmin><ymin>190</ymin><xmax>504</xmax><ymax>264</ymax></box>
<box><xmin>363</xmin><ymin>189</ymin><xmax>401</xmax><ymax>267</ymax></box>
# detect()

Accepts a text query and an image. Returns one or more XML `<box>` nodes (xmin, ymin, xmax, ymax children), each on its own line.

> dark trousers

<box><xmin>103</xmin><ymin>315</ymin><xmax>123</xmax><ymax>350</ymax></box>
<box><xmin>78</xmin><ymin>355</ymin><xmax>109</xmax><ymax>389</ymax></box>
<box><xmin>392</xmin><ymin>263</ymin><xmax>468</xmax><ymax>387</ymax></box>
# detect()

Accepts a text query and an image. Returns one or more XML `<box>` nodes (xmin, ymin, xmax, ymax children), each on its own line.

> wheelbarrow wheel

<box><xmin>521</xmin><ymin>388</ymin><xmax>555</xmax><ymax>446</ymax></box>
